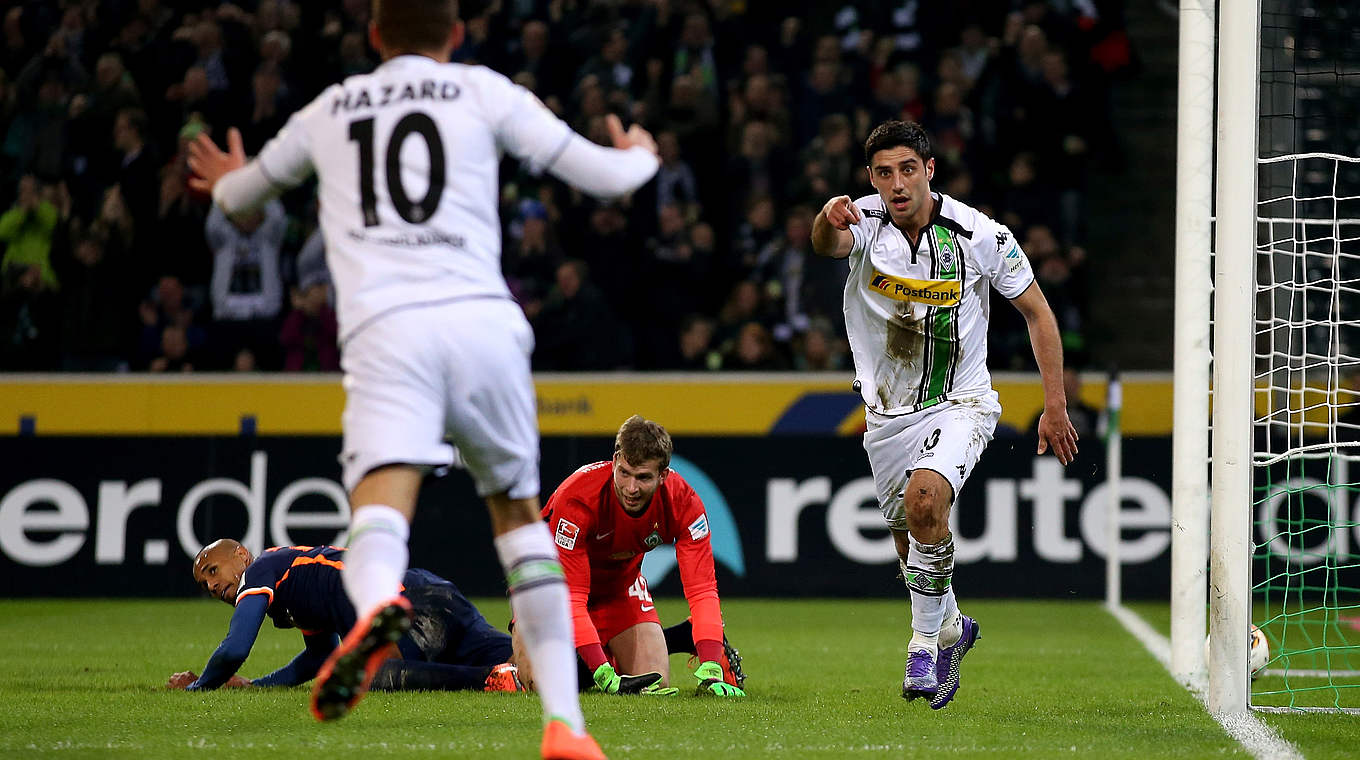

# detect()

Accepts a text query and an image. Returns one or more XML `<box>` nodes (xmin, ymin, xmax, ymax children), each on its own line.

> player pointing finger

<box><xmin>824</xmin><ymin>195</ymin><xmax>862</xmax><ymax>230</ymax></box>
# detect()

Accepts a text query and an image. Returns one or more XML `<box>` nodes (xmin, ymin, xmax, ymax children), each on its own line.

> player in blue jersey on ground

<box><xmin>167</xmin><ymin>539</ymin><xmax>525</xmax><ymax>693</ymax></box>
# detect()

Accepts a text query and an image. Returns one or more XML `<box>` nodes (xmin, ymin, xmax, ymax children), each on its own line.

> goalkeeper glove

<box><xmin>592</xmin><ymin>662</ymin><xmax>663</xmax><ymax>694</ymax></box>
<box><xmin>694</xmin><ymin>661</ymin><xmax>745</xmax><ymax>697</ymax></box>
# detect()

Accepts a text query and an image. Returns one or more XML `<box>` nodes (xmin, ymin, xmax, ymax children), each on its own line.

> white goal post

<box><xmin>1171</xmin><ymin>0</ymin><xmax>1257</xmax><ymax>715</ymax></box>
<box><xmin>1170</xmin><ymin>0</ymin><xmax>1215</xmax><ymax>692</ymax></box>
<box><xmin>1173</xmin><ymin>0</ymin><xmax>1360</xmax><ymax>716</ymax></box>
<box><xmin>1205</xmin><ymin>0</ymin><xmax>1259</xmax><ymax>716</ymax></box>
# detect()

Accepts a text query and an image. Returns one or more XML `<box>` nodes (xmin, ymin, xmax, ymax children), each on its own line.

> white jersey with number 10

<box><xmin>239</xmin><ymin>54</ymin><xmax>656</xmax><ymax>342</ymax></box>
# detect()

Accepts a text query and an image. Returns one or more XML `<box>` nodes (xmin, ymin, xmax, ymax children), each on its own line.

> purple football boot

<box><xmin>929</xmin><ymin>615</ymin><xmax>980</xmax><ymax>710</ymax></box>
<box><xmin>901</xmin><ymin>649</ymin><xmax>939</xmax><ymax>700</ymax></box>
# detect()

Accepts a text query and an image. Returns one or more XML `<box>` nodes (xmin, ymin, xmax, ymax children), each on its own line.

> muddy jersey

<box><xmin>844</xmin><ymin>192</ymin><xmax>1034</xmax><ymax>416</ymax></box>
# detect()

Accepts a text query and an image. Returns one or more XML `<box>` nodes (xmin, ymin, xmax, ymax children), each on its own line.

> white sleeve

<box><xmin>976</xmin><ymin>221</ymin><xmax>1035</xmax><ymax>299</ymax></box>
<box><xmin>212</xmin><ymin>162</ymin><xmax>277</xmax><ymax>216</ymax></box>
<box><xmin>848</xmin><ymin>198</ymin><xmax>878</xmax><ymax>260</ymax></box>
<box><xmin>543</xmin><ymin>137</ymin><xmax>660</xmax><ymax>199</ymax></box>
<box><xmin>212</xmin><ymin>95</ymin><xmax>323</xmax><ymax>215</ymax></box>
<box><xmin>848</xmin><ymin>213</ymin><xmax>869</xmax><ymax>258</ymax></box>
<box><xmin>489</xmin><ymin>73</ymin><xmax>658</xmax><ymax>198</ymax></box>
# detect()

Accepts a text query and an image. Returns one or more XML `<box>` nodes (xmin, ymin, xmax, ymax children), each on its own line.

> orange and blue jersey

<box><xmin>234</xmin><ymin>545</ymin><xmax>357</xmax><ymax>636</ymax></box>
<box><xmin>188</xmin><ymin>546</ymin><xmax>504</xmax><ymax>690</ymax></box>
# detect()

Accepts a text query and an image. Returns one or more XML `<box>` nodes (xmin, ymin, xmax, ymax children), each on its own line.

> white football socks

<box><xmin>494</xmin><ymin>522</ymin><xmax>584</xmax><ymax>735</ymax></box>
<box><xmin>342</xmin><ymin>504</ymin><xmax>410</xmax><ymax>618</ymax></box>
<box><xmin>939</xmin><ymin>591</ymin><xmax>963</xmax><ymax>649</ymax></box>
<box><xmin>903</xmin><ymin>532</ymin><xmax>957</xmax><ymax>656</ymax></box>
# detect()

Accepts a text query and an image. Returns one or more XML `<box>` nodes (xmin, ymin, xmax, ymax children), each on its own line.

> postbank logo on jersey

<box><xmin>640</xmin><ymin>454</ymin><xmax>745</xmax><ymax>587</ymax></box>
<box><xmin>868</xmin><ymin>269</ymin><xmax>961</xmax><ymax>307</ymax></box>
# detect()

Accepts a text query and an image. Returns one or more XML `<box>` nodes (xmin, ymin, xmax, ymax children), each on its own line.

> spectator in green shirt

<box><xmin>0</xmin><ymin>175</ymin><xmax>59</xmax><ymax>290</ymax></box>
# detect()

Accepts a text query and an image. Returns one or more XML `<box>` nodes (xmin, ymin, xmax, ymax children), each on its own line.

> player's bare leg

<box><xmin>608</xmin><ymin>622</ymin><xmax>671</xmax><ymax>689</ymax></box>
<box><xmin>312</xmin><ymin>464</ymin><xmax>420</xmax><ymax>721</ymax></box>
<box><xmin>488</xmin><ymin>493</ymin><xmax>603</xmax><ymax>760</ymax></box>
<box><xmin>896</xmin><ymin>468</ymin><xmax>969</xmax><ymax>703</ymax></box>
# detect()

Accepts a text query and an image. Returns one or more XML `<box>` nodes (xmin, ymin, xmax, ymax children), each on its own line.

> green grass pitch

<box><xmin>1</xmin><ymin>598</ymin><xmax>1355</xmax><ymax>759</ymax></box>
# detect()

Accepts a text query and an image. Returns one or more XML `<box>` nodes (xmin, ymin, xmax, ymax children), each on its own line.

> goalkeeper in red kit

<box><xmin>539</xmin><ymin>415</ymin><xmax>746</xmax><ymax>697</ymax></box>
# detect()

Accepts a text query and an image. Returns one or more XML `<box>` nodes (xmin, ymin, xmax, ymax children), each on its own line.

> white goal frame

<box><xmin>1205</xmin><ymin>0</ymin><xmax>1258</xmax><ymax>715</ymax></box>
<box><xmin>1173</xmin><ymin>0</ymin><xmax>1360</xmax><ymax>716</ymax></box>
<box><xmin>1171</xmin><ymin>0</ymin><xmax>1258</xmax><ymax>716</ymax></box>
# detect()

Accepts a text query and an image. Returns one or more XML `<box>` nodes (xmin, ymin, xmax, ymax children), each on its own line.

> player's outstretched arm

<box><xmin>180</xmin><ymin>594</ymin><xmax>269</xmax><ymax>690</ymax></box>
<box><xmin>186</xmin><ymin>128</ymin><xmax>246</xmax><ymax>196</ymax></box>
<box><xmin>1010</xmin><ymin>282</ymin><xmax>1079</xmax><ymax>464</ymax></box>
<box><xmin>811</xmin><ymin>195</ymin><xmax>859</xmax><ymax>259</ymax></box>
<box><xmin>187</xmin><ymin>126</ymin><xmax>294</xmax><ymax>216</ymax></box>
<box><xmin>250</xmin><ymin>633</ymin><xmax>339</xmax><ymax>687</ymax></box>
<box><xmin>540</xmin><ymin>114</ymin><xmax>659</xmax><ymax>199</ymax></box>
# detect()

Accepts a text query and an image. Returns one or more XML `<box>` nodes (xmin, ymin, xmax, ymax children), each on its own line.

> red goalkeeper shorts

<box><xmin>588</xmin><ymin>574</ymin><xmax>662</xmax><ymax>647</ymax></box>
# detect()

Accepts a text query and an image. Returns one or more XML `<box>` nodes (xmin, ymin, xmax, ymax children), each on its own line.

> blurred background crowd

<box><xmin>0</xmin><ymin>0</ymin><xmax>1133</xmax><ymax>373</ymax></box>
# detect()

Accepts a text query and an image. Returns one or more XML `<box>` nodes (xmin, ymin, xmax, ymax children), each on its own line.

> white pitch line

<box><xmin>1106</xmin><ymin>604</ymin><xmax>1304</xmax><ymax>760</ymax></box>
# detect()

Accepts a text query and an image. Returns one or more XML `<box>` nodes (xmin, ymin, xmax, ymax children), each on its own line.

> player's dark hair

<box><xmin>373</xmin><ymin>0</ymin><xmax>460</xmax><ymax>55</ymax></box>
<box><xmin>614</xmin><ymin>415</ymin><xmax>672</xmax><ymax>471</ymax></box>
<box><xmin>864</xmin><ymin>120</ymin><xmax>932</xmax><ymax>166</ymax></box>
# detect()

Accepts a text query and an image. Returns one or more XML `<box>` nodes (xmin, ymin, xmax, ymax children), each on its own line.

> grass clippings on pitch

<box><xmin>0</xmin><ymin>598</ymin><xmax>1345</xmax><ymax>759</ymax></box>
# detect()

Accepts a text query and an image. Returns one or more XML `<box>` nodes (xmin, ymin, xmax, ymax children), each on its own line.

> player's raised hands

<box><xmin>1035</xmin><ymin>406</ymin><xmax>1079</xmax><ymax>465</ymax></box>
<box><xmin>187</xmin><ymin>127</ymin><xmax>247</xmax><ymax>195</ymax></box>
<box><xmin>823</xmin><ymin>195</ymin><xmax>862</xmax><ymax>230</ymax></box>
<box><xmin>606</xmin><ymin>114</ymin><xmax>657</xmax><ymax>156</ymax></box>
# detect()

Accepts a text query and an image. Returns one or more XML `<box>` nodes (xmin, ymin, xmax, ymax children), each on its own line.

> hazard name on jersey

<box><xmin>329</xmin><ymin>79</ymin><xmax>463</xmax><ymax>114</ymax></box>
<box><xmin>868</xmin><ymin>270</ymin><xmax>962</xmax><ymax>306</ymax></box>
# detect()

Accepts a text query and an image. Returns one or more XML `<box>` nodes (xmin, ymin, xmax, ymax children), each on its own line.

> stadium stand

<box><xmin>0</xmin><ymin>0</ymin><xmax>1130</xmax><ymax>372</ymax></box>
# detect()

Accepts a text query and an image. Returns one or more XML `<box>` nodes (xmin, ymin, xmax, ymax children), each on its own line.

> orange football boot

<box><xmin>310</xmin><ymin>596</ymin><xmax>412</xmax><ymax>721</ymax></box>
<box><xmin>540</xmin><ymin>719</ymin><xmax>606</xmax><ymax>760</ymax></box>
<box><xmin>483</xmin><ymin>662</ymin><xmax>527</xmax><ymax>692</ymax></box>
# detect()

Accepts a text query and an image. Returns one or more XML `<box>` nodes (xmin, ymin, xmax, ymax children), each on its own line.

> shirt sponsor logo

<box><xmin>688</xmin><ymin>514</ymin><xmax>710</xmax><ymax>541</ymax></box>
<box><xmin>1004</xmin><ymin>245</ymin><xmax>1024</xmax><ymax>274</ymax></box>
<box><xmin>555</xmin><ymin>519</ymin><xmax>580</xmax><ymax>550</ymax></box>
<box><xmin>868</xmin><ymin>270</ymin><xmax>962</xmax><ymax>306</ymax></box>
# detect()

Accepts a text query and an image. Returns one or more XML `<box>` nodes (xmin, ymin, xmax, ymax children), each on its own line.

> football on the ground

<box><xmin>1204</xmin><ymin>625</ymin><xmax>1270</xmax><ymax>680</ymax></box>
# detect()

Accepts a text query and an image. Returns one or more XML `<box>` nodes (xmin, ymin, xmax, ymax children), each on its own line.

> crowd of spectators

<box><xmin>0</xmin><ymin>0</ymin><xmax>1131</xmax><ymax>373</ymax></box>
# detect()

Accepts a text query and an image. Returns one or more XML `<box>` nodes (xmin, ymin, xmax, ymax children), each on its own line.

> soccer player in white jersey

<box><xmin>811</xmin><ymin>120</ymin><xmax>1078</xmax><ymax>709</ymax></box>
<box><xmin>187</xmin><ymin>2</ymin><xmax>659</xmax><ymax>757</ymax></box>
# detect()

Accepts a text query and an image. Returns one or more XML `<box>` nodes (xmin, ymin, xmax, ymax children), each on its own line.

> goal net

<box><xmin>1247</xmin><ymin>0</ymin><xmax>1360</xmax><ymax>712</ymax></box>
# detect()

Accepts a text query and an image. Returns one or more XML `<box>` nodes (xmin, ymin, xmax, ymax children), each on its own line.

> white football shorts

<box><xmin>339</xmin><ymin>297</ymin><xmax>539</xmax><ymax>499</ymax></box>
<box><xmin>862</xmin><ymin>391</ymin><xmax>1001</xmax><ymax>530</ymax></box>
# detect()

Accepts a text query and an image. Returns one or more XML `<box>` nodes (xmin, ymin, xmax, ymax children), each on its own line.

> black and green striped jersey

<box><xmin>843</xmin><ymin>192</ymin><xmax>1035</xmax><ymax>416</ymax></box>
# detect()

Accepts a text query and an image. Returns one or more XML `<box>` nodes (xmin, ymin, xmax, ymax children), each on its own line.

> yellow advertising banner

<box><xmin>0</xmin><ymin>373</ymin><xmax>1176</xmax><ymax>436</ymax></box>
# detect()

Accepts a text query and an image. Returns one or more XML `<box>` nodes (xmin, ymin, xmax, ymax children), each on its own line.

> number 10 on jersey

<box><xmin>348</xmin><ymin>112</ymin><xmax>446</xmax><ymax>227</ymax></box>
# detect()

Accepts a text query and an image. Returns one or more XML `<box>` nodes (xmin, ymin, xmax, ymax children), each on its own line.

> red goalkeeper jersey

<box><xmin>542</xmin><ymin>461</ymin><xmax>724</xmax><ymax>653</ymax></box>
